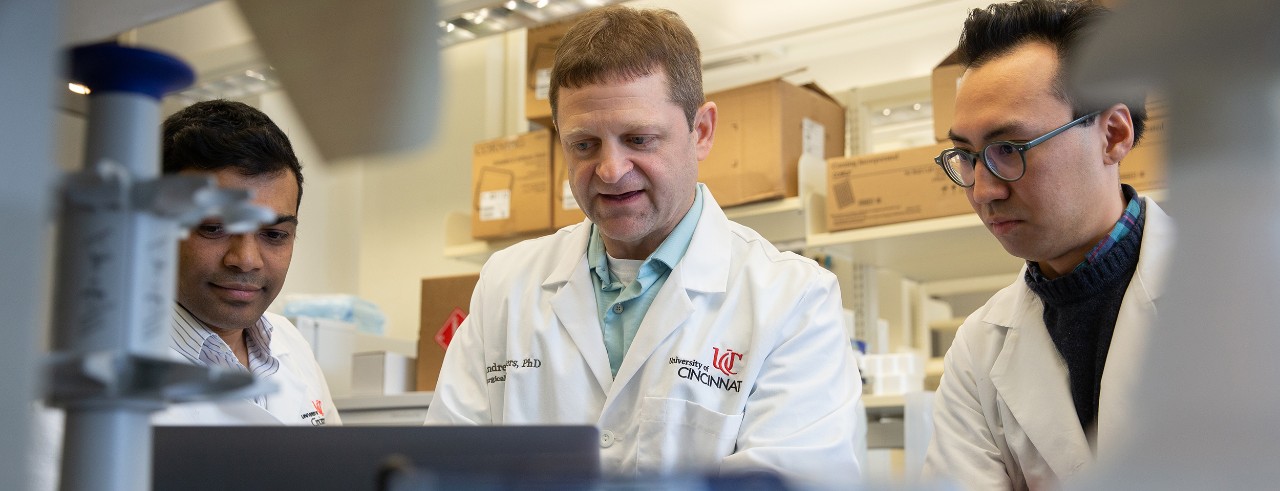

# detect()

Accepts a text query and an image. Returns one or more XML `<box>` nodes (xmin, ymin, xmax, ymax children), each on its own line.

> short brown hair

<box><xmin>549</xmin><ymin>5</ymin><xmax>703</xmax><ymax>130</ymax></box>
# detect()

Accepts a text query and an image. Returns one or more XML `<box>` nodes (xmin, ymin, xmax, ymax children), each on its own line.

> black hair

<box><xmin>958</xmin><ymin>0</ymin><xmax>1146</xmax><ymax>144</ymax></box>
<box><xmin>162</xmin><ymin>99</ymin><xmax>304</xmax><ymax>207</ymax></box>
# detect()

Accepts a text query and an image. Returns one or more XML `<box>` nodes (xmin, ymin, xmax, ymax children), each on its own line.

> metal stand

<box><xmin>49</xmin><ymin>42</ymin><xmax>271</xmax><ymax>491</ymax></box>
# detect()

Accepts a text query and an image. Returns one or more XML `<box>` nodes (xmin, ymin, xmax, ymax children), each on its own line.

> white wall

<box><xmin>258</xmin><ymin>92</ymin><xmax>365</xmax><ymax>315</ymax></box>
<box><xmin>355</xmin><ymin>34</ymin><xmax>519</xmax><ymax>341</ymax></box>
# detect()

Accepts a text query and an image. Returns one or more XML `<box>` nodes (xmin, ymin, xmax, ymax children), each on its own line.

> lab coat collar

<box><xmin>261</xmin><ymin>312</ymin><xmax>293</xmax><ymax>358</ymax></box>
<box><xmin>674</xmin><ymin>184</ymin><xmax>730</xmax><ymax>294</ymax></box>
<box><xmin>1095</xmin><ymin>197</ymin><xmax>1173</xmax><ymax>457</ymax></box>
<box><xmin>609</xmin><ymin>185</ymin><xmax>732</xmax><ymax>394</ymax></box>
<box><xmin>544</xmin><ymin>184</ymin><xmax>733</xmax><ymax>394</ymax></box>
<box><xmin>1129</xmin><ymin>197</ymin><xmax>1171</xmax><ymax>303</ymax></box>
<box><xmin>983</xmin><ymin>196</ymin><xmax>1173</xmax><ymax>478</ymax></box>
<box><xmin>985</xmin><ymin>277</ymin><xmax>1092</xmax><ymax>479</ymax></box>
<box><xmin>546</xmin><ymin>225</ymin><xmax>617</xmax><ymax>392</ymax></box>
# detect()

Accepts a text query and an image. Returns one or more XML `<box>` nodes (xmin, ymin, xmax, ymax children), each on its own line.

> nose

<box><xmin>969</xmin><ymin>161</ymin><xmax>1010</xmax><ymax>205</ymax></box>
<box><xmin>224</xmin><ymin>233</ymin><xmax>264</xmax><ymax>272</ymax></box>
<box><xmin>594</xmin><ymin>142</ymin><xmax>632</xmax><ymax>184</ymax></box>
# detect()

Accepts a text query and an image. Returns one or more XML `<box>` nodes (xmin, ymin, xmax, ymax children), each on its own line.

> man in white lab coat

<box><xmin>157</xmin><ymin>99</ymin><xmax>339</xmax><ymax>426</ymax></box>
<box><xmin>35</xmin><ymin>100</ymin><xmax>339</xmax><ymax>489</ymax></box>
<box><xmin>923</xmin><ymin>1</ymin><xmax>1170</xmax><ymax>490</ymax></box>
<box><xmin>426</xmin><ymin>5</ymin><xmax>862</xmax><ymax>485</ymax></box>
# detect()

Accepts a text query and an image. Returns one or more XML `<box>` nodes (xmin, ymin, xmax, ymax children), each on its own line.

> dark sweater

<box><xmin>1025</xmin><ymin>201</ymin><xmax>1146</xmax><ymax>434</ymax></box>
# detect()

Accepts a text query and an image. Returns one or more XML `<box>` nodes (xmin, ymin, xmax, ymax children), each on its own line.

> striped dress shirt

<box><xmin>170</xmin><ymin>304</ymin><xmax>282</xmax><ymax>408</ymax></box>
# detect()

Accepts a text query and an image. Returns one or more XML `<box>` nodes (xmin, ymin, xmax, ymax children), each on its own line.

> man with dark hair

<box><xmin>924</xmin><ymin>1</ymin><xmax>1172</xmax><ymax>489</ymax></box>
<box><xmin>158</xmin><ymin>99</ymin><xmax>336</xmax><ymax>425</ymax></box>
<box><xmin>34</xmin><ymin>99</ymin><xmax>337</xmax><ymax>491</ymax></box>
<box><xmin>427</xmin><ymin>5</ymin><xmax>861</xmax><ymax>484</ymax></box>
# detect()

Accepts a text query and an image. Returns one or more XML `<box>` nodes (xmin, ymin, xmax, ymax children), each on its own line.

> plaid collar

<box><xmin>1028</xmin><ymin>185</ymin><xmax>1143</xmax><ymax>281</ymax></box>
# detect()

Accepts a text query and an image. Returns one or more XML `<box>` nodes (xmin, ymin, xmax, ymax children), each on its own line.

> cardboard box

<box><xmin>550</xmin><ymin>131</ymin><xmax>586</xmax><ymax>228</ymax></box>
<box><xmin>471</xmin><ymin>129</ymin><xmax>553</xmax><ymax>239</ymax></box>
<box><xmin>826</xmin><ymin>143</ymin><xmax>972</xmax><ymax>232</ymax></box>
<box><xmin>932</xmin><ymin>50</ymin><xmax>964</xmax><ymax>143</ymax></box>
<box><xmin>526</xmin><ymin>17</ymin><xmax>577</xmax><ymax>127</ymax></box>
<box><xmin>416</xmin><ymin>274</ymin><xmax>481</xmax><ymax>391</ymax></box>
<box><xmin>703</xmin><ymin>79</ymin><xmax>847</xmax><ymax>207</ymax></box>
<box><xmin>1121</xmin><ymin>103</ymin><xmax>1167</xmax><ymax>192</ymax></box>
<box><xmin>826</xmin><ymin>108</ymin><xmax>1167</xmax><ymax>233</ymax></box>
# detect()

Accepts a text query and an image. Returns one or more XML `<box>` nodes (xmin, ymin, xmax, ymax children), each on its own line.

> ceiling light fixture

<box><xmin>169</xmin><ymin>62</ymin><xmax>280</xmax><ymax>106</ymax></box>
<box><xmin>438</xmin><ymin>0</ymin><xmax>624</xmax><ymax>47</ymax></box>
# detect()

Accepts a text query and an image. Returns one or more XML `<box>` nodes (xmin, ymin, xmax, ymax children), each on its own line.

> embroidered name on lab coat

<box><xmin>485</xmin><ymin>358</ymin><xmax>543</xmax><ymax>384</ymax></box>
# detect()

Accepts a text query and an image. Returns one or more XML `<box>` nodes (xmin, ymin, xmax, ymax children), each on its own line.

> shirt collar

<box><xmin>589</xmin><ymin>185</ymin><xmax>704</xmax><ymax>284</ymax></box>
<box><xmin>169</xmin><ymin>303</ymin><xmax>275</xmax><ymax>365</ymax></box>
<box><xmin>1027</xmin><ymin>184</ymin><xmax>1143</xmax><ymax>281</ymax></box>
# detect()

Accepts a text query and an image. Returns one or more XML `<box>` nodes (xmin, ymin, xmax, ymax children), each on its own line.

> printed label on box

<box><xmin>479</xmin><ymin>190</ymin><xmax>511</xmax><ymax>221</ymax></box>
<box><xmin>561</xmin><ymin>180</ymin><xmax>579</xmax><ymax>210</ymax></box>
<box><xmin>802</xmin><ymin>118</ymin><xmax>826</xmax><ymax>158</ymax></box>
<box><xmin>535</xmin><ymin>69</ymin><xmax>551</xmax><ymax>101</ymax></box>
<box><xmin>435</xmin><ymin>307</ymin><xmax>467</xmax><ymax>349</ymax></box>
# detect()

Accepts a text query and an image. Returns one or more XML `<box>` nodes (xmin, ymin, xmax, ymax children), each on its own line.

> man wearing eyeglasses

<box><xmin>923</xmin><ymin>1</ymin><xmax>1173</xmax><ymax>490</ymax></box>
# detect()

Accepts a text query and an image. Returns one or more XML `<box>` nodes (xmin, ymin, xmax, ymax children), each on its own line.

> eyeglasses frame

<box><xmin>934</xmin><ymin>110</ymin><xmax>1103</xmax><ymax>188</ymax></box>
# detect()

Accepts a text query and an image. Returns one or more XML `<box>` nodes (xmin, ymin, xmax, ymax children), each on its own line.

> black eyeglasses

<box><xmin>934</xmin><ymin>110</ymin><xmax>1101</xmax><ymax>187</ymax></box>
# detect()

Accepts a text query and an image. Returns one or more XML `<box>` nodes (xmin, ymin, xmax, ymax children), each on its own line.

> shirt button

<box><xmin>612</xmin><ymin>304</ymin><xmax>624</xmax><ymax>314</ymax></box>
<box><xmin>599</xmin><ymin>430</ymin><xmax>615</xmax><ymax>448</ymax></box>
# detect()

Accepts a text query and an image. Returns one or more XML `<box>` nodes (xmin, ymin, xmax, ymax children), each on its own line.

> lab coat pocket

<box><xmin>637</xmin><ymin>397</ymin><xmax>743</xmax><ymax>475</ymax></box>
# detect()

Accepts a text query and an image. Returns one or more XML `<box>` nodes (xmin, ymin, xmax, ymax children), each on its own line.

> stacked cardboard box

<box><xmin>823</xmin><ymin>51</ymin><xmax>1168</xmax><ymax>234</ymax></box>
<box><xmin>470</xmin><ymin>128</ymin><xmax>588</xmax><ymax>240</ymax></box>
<box><xmin>825</xmin><ymin>143</ymin><xmax>970</xmax><ymax>232</ymax></box>
<box><xmin>703</xmin><ymin>79</ymin><xmax>847</xmax><ymax>207</ymax></box>
<box><xmin>416</xmin><ymin>274</ymin><xmax>480</xmax><ymax>391</ymax></box>
<box><xmin>526</xmin><ymin>18</ymin><xmax>577</xmax><ymax>128</ymax></box>
<box><xmin>550</xmin><ymin>131</ymin><xmax>586</xmax><ymax>229</ymax></box>
<box><xmin>471</xmin><ymin>129</ymin><xmax>554</xmax><ymax>240</ymax></box>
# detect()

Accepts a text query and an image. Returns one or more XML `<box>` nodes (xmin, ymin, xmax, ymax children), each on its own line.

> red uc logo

<box><xmin>711</xmin><ymin>347</ymin><xmax>743</xmax><ymax>376</ymax></box>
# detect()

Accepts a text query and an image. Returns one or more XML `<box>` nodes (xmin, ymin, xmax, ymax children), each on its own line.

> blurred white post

<box><xmin>1074</xmin><ymin>0</ymin><xmax>1280</xmax><ymax>488</ymax></box>
<box><xmin>0</xmin><ymin>1</ymin><xmax>60</xmax><ymax>490</ymax></box>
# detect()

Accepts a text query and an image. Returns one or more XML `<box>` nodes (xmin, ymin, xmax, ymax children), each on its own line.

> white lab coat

<box><xmin>32</xmin><ymin>312</ymin><xmax>340</xmax><ymax>491</ymax></box>
<box><xmin>923</xmin><ymin>198</ymin><xmax>1173</xmax><ymax>490</ymax></box>
<box><xmin>427</xmin><ymin>185</ymin><xmax>862</xmax><ymax>483</ymax></box>
<box><xmin>155</xmin><ymin>312</ymin><xmax>341</xmax><ymax>426</ymax></box>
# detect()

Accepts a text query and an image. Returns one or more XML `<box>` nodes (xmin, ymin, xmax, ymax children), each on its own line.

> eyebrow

<box><xmin>947</xmin><ymin>121</ymin><xmax>1033</xmax><ymax>146</ymax></box>
<box><xmin>271</xmin><ymin>214</ymin><xmax>299</xmax><ymax>226</ymax></box>
<box><xmin>560</xmin><ymin>121</ymin><xmax>664</xmax><ymax>141</ymax></box>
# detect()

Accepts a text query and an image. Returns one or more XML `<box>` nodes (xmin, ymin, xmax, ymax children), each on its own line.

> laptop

<box><xmin>152</xmin><ymin>425</ymin><xmax>600</xmax><ymax>491</ymax></box>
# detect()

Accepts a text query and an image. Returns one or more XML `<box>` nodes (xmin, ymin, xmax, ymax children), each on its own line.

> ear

<box><xmin>1100</xmin><ymin>103</ymin><xmax>1135</xmax><ymax>166</ymax></box>
<box><xmin>693</xmin><ymin>101</ymin><xmax>717</xmax><ymax>161</ymax></box>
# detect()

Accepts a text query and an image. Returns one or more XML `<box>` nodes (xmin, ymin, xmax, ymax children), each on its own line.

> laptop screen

<box><xmin>152</xmin><ymin>425</ymin><xmax>600</xmax><ymax>491</ymax></box>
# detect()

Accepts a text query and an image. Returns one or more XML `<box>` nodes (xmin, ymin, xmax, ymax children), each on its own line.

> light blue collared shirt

<box><xmin>589</xmin><ymin>185</ymin><xmax>704</xmax><ymax>377</ymax></box>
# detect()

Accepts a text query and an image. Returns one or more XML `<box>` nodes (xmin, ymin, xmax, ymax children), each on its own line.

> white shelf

<box><xmin>808</xmin><ymin>211</ymin><xmax>1023</xmax><ymax>284</ymax></box>
<box><xmin>723</xmin><ymin>196</ymin><xmax>803</xmax><ymax>220</ymax></box>
<box><xmin>442</xmin><ymin>211</ymin><xmax>536</xmax><ymax>263</ymax></box>
<box><xmin>442</xmin><ymin>189</ymin><xmax>1166</xmax><ymax>287</ymax></box>
<box><xmin>863</xmin><ymin>393</ymin><xmax>905</xmax><ymax>409</ymax></box>
<box><xmin>441</xmin><ymin>197</ymin><xmax>807</xmax><ymax>263</ymax></box>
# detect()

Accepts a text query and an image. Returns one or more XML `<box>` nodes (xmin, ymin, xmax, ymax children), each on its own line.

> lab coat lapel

<box><xmin>608</xmin><ymin>275</ymin><xmax>694</xmax><ymax>394</ymax></box>
<box><xmin>547</xmin><ymin>225</ymin><xmax>615</xmax><ymax>393</ymax></box>
<box><xmin>263</xmin><ymin>319</ymin><xmax>307</xmax><ymax>424</ymax></box>
<box><xmin>1097</xmin><ymin>198</ymin><xmax>1172</xmax><ymax>457</ymax></box>
<box><xmin>986</xmin><ymin>277</ymin><xmax>1092</xmax><ymax>478</ymax></box>
<box><xmin>610</xmin><ymin>185</ymin><xmax>729</xmax><ymax>394</ymax></box>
